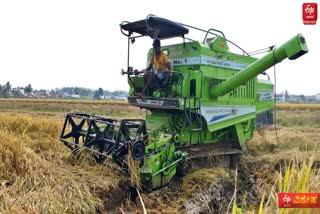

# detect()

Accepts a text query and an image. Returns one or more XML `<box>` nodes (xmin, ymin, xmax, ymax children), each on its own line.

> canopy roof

<box><xmin>120</xmin><ymin>16</ymin><xmax>189</xmax><ymax>40</ymax></box>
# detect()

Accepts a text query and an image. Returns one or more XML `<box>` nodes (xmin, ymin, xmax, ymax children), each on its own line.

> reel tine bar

<box><xmin>60</xmin><ymin>113</ymin><xmax>147</xmax><ymax>172</ymax></box>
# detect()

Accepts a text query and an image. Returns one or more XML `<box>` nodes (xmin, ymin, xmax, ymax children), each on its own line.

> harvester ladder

<box><xmin>183</xmin><ymin>97</ymin><xmax>203</xmax><ymax>145</ymax></box>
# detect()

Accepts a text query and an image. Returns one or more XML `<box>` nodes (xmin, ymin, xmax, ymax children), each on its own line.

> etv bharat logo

<box><xmin>303</xmin><ymin>3</ymin><xmax>317</xmax><ymax>25</ymax></box>
<box><xmin>278</xmin><ymin>193</ymin><xmax>320</xmax><ymax>208</ymax></box>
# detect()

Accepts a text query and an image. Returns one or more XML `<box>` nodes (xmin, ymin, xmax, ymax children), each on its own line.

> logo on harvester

<box><xmin>209</xmin><ymin>113</ymin><xmax>233</xmax><ymax>123</ymax></box>
<box><xmin>303</xmin><ymin>3</ymin><xmax>317</xmax><ymax>24</ymax></box>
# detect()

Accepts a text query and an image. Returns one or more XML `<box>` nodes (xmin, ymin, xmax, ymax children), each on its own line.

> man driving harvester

<box><xmin>136</xmin><ymin>38</ymin><xmax>172</xmax><ymax>98</ymax></box>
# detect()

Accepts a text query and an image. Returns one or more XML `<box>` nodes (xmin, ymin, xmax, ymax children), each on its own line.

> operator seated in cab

<box><xmin>136</xmin><ymin>38</ymin><xmax>172</xmax><ymax>98</ymax></box>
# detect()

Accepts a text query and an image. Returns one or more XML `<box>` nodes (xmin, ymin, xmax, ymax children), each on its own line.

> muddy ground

<box><xmin>115</xmin><ymin>125</ymin><xmax>320</xmax><ymax>213</ymax></box>
<box><xmin>116</xmin><ymin>156</ymin><xmax>279</xmax><ymax>213</ymax></box>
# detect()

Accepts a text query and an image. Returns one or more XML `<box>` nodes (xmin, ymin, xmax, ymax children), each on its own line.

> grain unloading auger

<box><xmin>60</xmin><ymin>15</ymin><xmax>308</xmax><ymax>190</ymax></box>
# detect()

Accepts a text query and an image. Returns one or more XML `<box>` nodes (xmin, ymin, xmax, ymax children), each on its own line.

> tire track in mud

<box><xmin>117</xmin><ymin>157</ymin><xmax>280</xmax><ymax>213</ymax></box>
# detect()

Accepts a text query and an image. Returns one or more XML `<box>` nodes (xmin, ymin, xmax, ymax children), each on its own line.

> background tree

<box><xmin>0</xmin><ymin>85</ymin><xmax>2</xmax><ymax>97</ymax></box>
<box><xmin>24</xmin><ymin>84</ymin><xmax>33</xmax><ymax>93</ymax></box>
<box><xmin>12</xmin><ymin>87</ymin><xmax>23</xmax><ymax>97</ymax></box>
<box><xmin>74</xmin><ymin>87</ymin><xmax>80</xmax><ymax>95</ymax></box>
<box><xmin>93</xmin><ymin>88</ymin><xmax>104</xmax><ymax>100</ymax></box>
<box><xmin>3</xmin><ymin>81</ymin><xmax>11</xmax><ymax>98</ymax></box>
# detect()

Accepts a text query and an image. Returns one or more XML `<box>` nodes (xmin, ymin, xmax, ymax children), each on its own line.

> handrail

<box><xmin>178</xmin><ymin>22</ymin><xmax>250</xmax><ymax>56</ymax></box>
<box><xmin>203</xmin><ymin>28</ymin><xmax>226</xmax><ymax>42</ymax></box>
<box><xmin>120</xmin><ymin>21</ymin><xmax>131</xmax><ymax>37</ymax></box>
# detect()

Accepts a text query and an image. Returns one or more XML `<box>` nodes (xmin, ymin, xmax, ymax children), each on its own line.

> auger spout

<box><xmin>210</xmin><ymin>33</ymin><xmax>308</xmax><ymax>97</ymax></box>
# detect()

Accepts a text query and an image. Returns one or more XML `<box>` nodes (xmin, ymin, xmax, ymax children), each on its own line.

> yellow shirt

<box><xmin>150</xmin><ymin>51</ymin><xmax>170</xmax><ymax>71</ymax></box>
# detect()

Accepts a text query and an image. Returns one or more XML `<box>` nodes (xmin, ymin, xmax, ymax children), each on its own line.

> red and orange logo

<box><xmin>278</xmin><ymin>193</ymin><xmax>320</xmax><ymax>208</ymax></box>
<box><xmin>303</xmin><ymin>3</ymin><xmax>317</xmax><ymax>25</ymax></box>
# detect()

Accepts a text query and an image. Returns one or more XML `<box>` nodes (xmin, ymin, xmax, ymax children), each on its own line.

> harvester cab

<box><xmin>60</xmin><ymin>15</ymin><xmax>308</xmax><ymax>190</ymax></box>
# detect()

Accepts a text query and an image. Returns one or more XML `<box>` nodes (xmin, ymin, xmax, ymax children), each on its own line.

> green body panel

<box><xmin>256</xmin><ymin>79</ymin><xmax>274</xmax><ymax>114</ymax></box>
<box><xmin>126</xmin><ymin>33</ymin><xmax>308</xmax><ymax>190</ymax></box>
<box><xmin>139</xmin><ymin>134</ymin><xmax>187</xmax><ymax>189</ymax></box>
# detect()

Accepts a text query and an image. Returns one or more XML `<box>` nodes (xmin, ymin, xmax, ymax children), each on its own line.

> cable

<box><xmin>248</xmin><ymin>46</ymin><xmax>275</xmax><ymax>56</ymax></box>
<box><xmin>273</xmin><ymin>65</ymin><xmax>280</xmax><ymax>145</ymax></box>
<box><xmin>203</xmin><ymin>45</ymin><xmax>274</xmax><ymax>67</ymax></box>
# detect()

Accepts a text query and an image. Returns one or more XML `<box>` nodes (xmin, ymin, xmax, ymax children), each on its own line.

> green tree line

<box><xmin>0</xmin><ymin>82</ymin><xmax>127</xmax><ymax>99</ymax></box>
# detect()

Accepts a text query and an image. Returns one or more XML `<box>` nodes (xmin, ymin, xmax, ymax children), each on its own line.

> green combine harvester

<box><xmin>60</xmin><ymin>15</ymin><xmax>308</xmax><ymax>190</ymax></box>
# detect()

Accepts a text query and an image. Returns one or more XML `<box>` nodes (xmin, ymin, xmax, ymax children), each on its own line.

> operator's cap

<box><xmin>153</xmin><ymin>38</ymin><xmax>160</xmax><ymax>47</ymax></box>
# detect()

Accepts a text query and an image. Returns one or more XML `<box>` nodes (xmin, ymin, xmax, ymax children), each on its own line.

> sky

<box><xmin>0</xmin><ymin>0</ymin><xmax>319</xmax><ymax>95</ymax></box>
